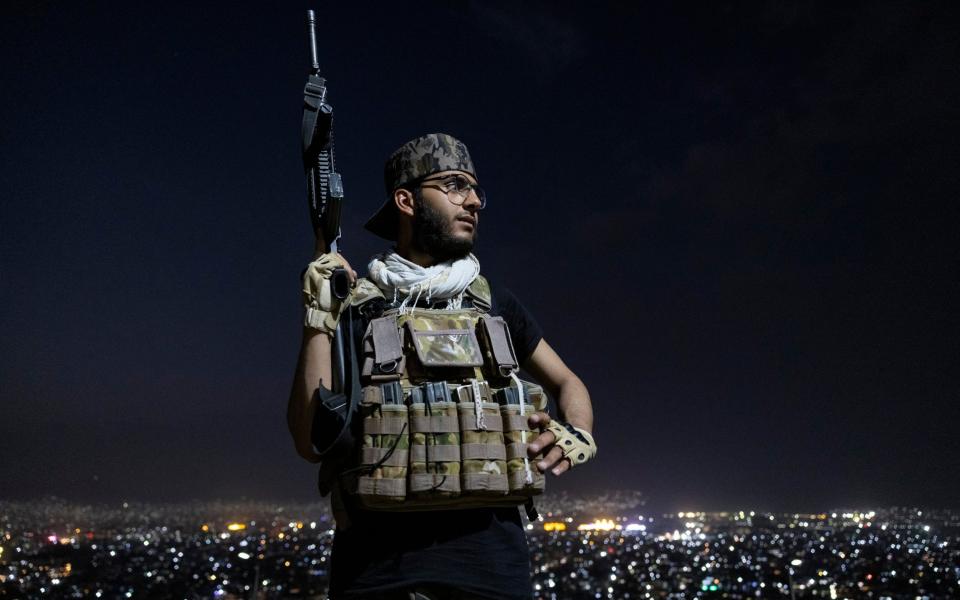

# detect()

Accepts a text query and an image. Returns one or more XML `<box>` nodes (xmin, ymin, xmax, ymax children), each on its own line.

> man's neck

<box><xmin>395</xmin><ymin>242</ymin><xmax>437</xmax><ymax>268</ymax></box>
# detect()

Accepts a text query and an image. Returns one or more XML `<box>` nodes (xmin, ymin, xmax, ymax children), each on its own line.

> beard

<box><xmin>412</xmin><ymin>197</ymin><xmax>476</xmax><ymax>262</ymax></box>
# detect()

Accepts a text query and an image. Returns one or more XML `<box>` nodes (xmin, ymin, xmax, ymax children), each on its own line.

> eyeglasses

<box><xmin>416</xmin><ymin>174</ymin><xmax>487</xmax><ymax>209</ymax></box>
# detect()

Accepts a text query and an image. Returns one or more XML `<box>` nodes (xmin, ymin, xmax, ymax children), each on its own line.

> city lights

<box><xmin>577</xmin><ymin>518</ymin><xmax>619</xmax><ymax>532</ymax></box>
<box><xmin>1</xmin><ymin>497</ymin><xmax>958</xmax><ymax>599</ymax></box>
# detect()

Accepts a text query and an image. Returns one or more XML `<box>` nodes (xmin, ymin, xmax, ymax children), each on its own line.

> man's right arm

<box><xmin>287</xmin><ymin>247</ymin><xmax>357</xmax><ymax>463</ymax></box>
<box><xmin>287</xmin><ymin>328</ymin><xmax>333</xmax><ymax>463</ymax></box>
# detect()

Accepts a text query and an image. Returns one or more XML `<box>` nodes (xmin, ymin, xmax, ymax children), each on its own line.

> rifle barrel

<box><xmin>306</xmin><ymin>10</ymin><xmax>320</xmax><ymax>73</ymax></box>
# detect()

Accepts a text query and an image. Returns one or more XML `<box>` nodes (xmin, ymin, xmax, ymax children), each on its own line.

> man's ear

<box><xmin>394</xmin><ymin>188</ymin><xmax>415</xmax><ymax>217</ymax></box>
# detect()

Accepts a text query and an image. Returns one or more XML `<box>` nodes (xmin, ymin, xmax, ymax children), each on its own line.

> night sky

<box><xmin>2</xmin><ymin>1</ymin><xmax>958</xmax><ymax>513</ymax></box>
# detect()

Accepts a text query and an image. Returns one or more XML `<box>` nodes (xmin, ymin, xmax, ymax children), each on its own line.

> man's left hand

<box><xmin>527</xmin><ymin>412</ymin><xmax>596</xmax><ymax>476</ymax></box>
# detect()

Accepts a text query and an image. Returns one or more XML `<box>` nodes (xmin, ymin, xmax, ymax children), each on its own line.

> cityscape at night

<box><xmin>4</xmin><ymin>2</ymin><xmax>960</xmax><ymax>599</ymax></box>
<box><xmin>3</xmin><ymin>493</ymin><xmax>959</xmax><ymax>599</ymax></box>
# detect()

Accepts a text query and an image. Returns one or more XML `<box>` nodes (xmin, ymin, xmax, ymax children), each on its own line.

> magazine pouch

<box><xmin>456</xmin><ymin>379</ymin><xmax>509</xmax><ymax>495</ymax></box>
<box><xmin>478</xmin><ymin>315</ymin><xmax>519</xmax><ymax>376</ymax></box>
<box><xmin>361</xmin><ymin>315</ymin><xmax>405</xmax><ymax>381</ymax></box>
<box><xmin>407</xmin><ymin>381</ymin><xmax>462</xmax><ymax>497</ymax></box>
<box><xmin>495</xmin><ymin>382</ymin><xmax>547</xmax><ymax>495</ymax></box>
<box><xmin>355</xmin><ymin>382</ymin><xmax>408</xmax><ymax>505</ymax></box>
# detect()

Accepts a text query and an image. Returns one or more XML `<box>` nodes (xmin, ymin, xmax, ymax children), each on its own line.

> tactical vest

<box><xmin>344</xmin><ymin>275</ymin><xmax>546</xmax><ymax>511</ymax></box>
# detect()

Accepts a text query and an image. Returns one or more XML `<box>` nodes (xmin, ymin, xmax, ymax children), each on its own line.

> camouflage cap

<box><xmin>364</xmin><ymin>133</ymin><xmax>477</xmax><ymax>241</ymax></box>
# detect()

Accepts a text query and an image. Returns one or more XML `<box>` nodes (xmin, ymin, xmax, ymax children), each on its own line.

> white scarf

<box><xmin>367</xmin><ymin>250</ymin><xmax>480</xmax><ymax>311</ymax></box>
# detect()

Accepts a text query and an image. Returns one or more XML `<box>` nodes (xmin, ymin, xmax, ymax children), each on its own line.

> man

<box><xmin>288</xmin><ymin>133</ymin><xmax>596</xmax><ymax>599</ymax></box>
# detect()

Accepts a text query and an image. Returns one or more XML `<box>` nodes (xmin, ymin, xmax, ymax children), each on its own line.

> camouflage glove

<box><xmin>302</xmin><ymin>254</ymin><xmax>351</xmax><ymax>336</ymax></box>
<box><xmin>545</xmin><ymin>421</ymin><xmax>597</xmax><ymax>468</ymax></box>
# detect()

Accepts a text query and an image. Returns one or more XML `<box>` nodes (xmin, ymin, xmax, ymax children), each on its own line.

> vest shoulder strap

<box><xmin>351</xmin><ymin>277</ymin><xmax>386</xmax><ymax>306</ymax></box>
<box><xmin>465</xmin><ymin>275</ymin><xmax>492</xmax><ymax>312</ymax></box>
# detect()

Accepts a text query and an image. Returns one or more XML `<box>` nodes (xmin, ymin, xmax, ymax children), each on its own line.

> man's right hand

<box><xmin>302</xmin><ymin>253</ymin><xmax>358</xmax><ymax>336</ymax></box>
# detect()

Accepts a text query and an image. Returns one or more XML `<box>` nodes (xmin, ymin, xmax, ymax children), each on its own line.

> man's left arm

<box><xmin>522</xmin><ymin>339</ymin><xmax>596</xmax><ymax>476</ymax></box>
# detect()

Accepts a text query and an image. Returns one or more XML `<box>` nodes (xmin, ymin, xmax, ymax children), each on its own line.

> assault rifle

<box><xmin>301</xmin><ymin>10</ymin><xmax>357</xmax><ymax>470</ymax></box>
<box><xmin>301</xmin><ymin>9</ymin><xmax>344</xmax><ymax>250</ymax></box>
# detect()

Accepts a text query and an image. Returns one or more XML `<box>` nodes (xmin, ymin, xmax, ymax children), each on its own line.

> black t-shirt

<box><xmin>329</xmin><ymin>279</ymin><xmax>543</xmax><ymax>600</ymax></box>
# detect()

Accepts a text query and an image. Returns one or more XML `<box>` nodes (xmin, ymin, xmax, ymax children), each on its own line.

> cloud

<box><xmin>466</xmin><ymin>2</ymin><xmax>586</xmax><ymax>76</ymax></box>
<box><xmin>593</xmin><ymin>2</ymin><xmax>958</xmax><ymax>245</ymax></box>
